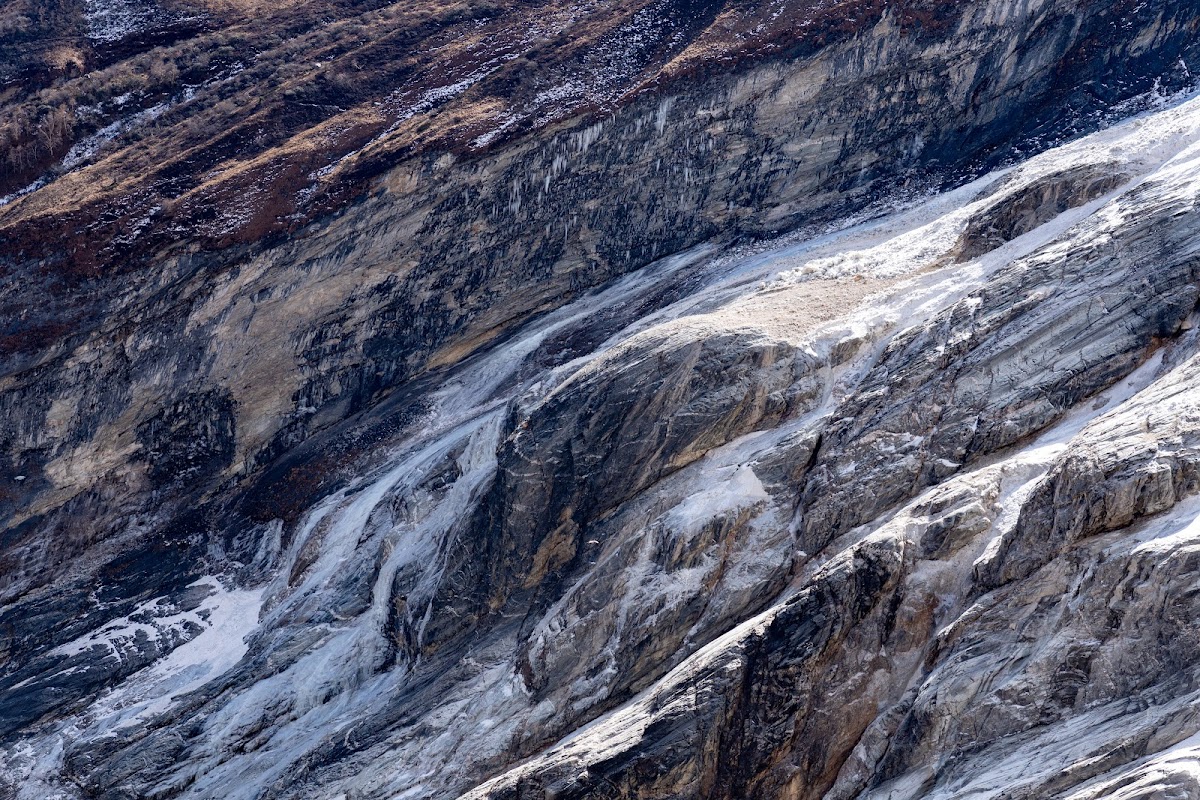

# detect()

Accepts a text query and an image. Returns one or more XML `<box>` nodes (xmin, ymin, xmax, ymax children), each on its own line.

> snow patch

<box><xmin>664</xmin><ymin>463</ymin><xmax>768</xmax><ymax>535</ymax></box>
<box><xmin>84</xmin><ymin>0</ymin><xmax>159</xmax><ymax>43</ymax></box>
<box><xmin>80</xmin><ymin>578</ymin><xmax>263</xmax><ymax>732</ymax></box>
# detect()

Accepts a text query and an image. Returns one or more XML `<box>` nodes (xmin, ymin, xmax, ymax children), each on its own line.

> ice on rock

<box><xmin>663</xmin><ymin>463</ymin><xmax>769</xmax><ymax>536</ymax></box>
<box><xmin>10</xmin><ymin>87</ymin><xmax>1200</xmax><ymax>800</ymax></box>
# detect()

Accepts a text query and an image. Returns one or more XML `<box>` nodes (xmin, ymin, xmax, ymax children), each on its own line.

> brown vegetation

<box><xmin>0</xmin><ymin>0</ymin><xmax>962</xmax><ymax>362</ymax></box>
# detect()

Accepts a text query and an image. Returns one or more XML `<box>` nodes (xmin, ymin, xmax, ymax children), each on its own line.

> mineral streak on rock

<box><xmin>3</xmin><ymin>1</ymin><xmax>1200</xmax><ymax>799</ymax></box>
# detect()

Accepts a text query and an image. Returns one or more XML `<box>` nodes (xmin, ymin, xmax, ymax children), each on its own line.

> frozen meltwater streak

<box><xmin>128</xmin><ymin>236</ymin><xmax>755</xmax><ymax>797</ymax></box>
<box><xmin>9</xmin><ymin>90</ymin><xmax>1200</xmax><ymax>800</ymax></box>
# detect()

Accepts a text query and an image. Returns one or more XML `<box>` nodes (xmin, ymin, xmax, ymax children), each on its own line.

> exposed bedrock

<box><xmin>467</xmin><ymin>340</ymin><xmax>1200</xmax><ymax>800</ymax></box>
<box><xmin>424</xmin><ymin>127</ymin><xmax>1200</xmax><ymax>686</ymax></box>
<box><xmin>423</xmin><ymin>323</ymin><xmax>822</xmax><ymax>649</ymax></box>
<box><xmin>458</xmin><ymin>103</ymin><xmax>1200</xmax><ymax>800</ymax></box>
<box><xmin>83</xmin><ymin>105</ymin><xmax>1200</xmax><ymax>800</ymax></box>
<box><xmin>797</xmin><ymin>172</ymin><xmax>1200</xmax><ymax>555</ymax></box>
<box><xmin>978</xmin><ymin>351</ymin><xmax>1200</xmax><ymax>589</ymax></box>
<box><xmin>5</xmin><ymin>4</ymin><xmax>1200</xmax><ymax>800</ymax></box>
<box><xmin>2</xmin><ymin>0</ymin><xmax>1198</xmax><ymax>646</ymax></box>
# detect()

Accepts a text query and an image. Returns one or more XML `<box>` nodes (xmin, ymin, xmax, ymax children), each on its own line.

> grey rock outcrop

<box><xmin>3</xmin><ymin>0</ymin><xmax>1197</xmax><ymax>649</ymax></box>
<box><xmin>461</xmin><ymin>96</ymin><xmax>1200</xmax><ymax>800</ymax></box>
<box><xmin>5</xmin><ymin>3</ymin><xmax>1200</xmax><ymax>800</ymax></box>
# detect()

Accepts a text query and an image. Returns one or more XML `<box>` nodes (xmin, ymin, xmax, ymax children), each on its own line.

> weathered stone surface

<box><xmin>797</xmin><ymin>164</ymin><xmax>1200</xmax><ymax>556</ymax></box>
<box><xmin>456</xmin><ymin>101</ymin><xmax>1200</xmax><ymax>800</ymax></box>
<box><xmin>3</xmin><ymin>0</ymin><xmax>1197</xmax><ymax>650</ymax></box>
<box><xmin>5</xmin><ymin>5</ymin><xmax>1200</xmax><ymax>800</ymax></box>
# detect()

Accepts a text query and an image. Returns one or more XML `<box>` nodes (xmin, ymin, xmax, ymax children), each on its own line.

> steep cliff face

<box><xmin>460</xmin><ymin>97</ymin><xmax>1200</xmax><ymax>800</ymax></box>
<box><xmin>4</xmin><ymin>0</ymin><xmax>1198</xmax><ymax>619</ymax></box>
<box><xmin>4</xmin><ymin>1</ymin><xmax>1200</xmax><ymax>799</ymax></box>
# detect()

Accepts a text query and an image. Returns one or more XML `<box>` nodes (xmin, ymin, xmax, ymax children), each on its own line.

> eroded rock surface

<box><xmin>5</xmin><ymin>4</ymin><xmax>1200</xmax><ymax>800</ymax></box>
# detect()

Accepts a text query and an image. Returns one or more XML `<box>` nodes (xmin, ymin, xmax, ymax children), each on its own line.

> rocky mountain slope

<box><xmin>3</xmin><ymin>0</ymin><xmax>1200</xmax><ymax>798</ymax></box>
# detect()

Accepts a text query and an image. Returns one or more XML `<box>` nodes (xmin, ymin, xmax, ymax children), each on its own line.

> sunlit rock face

<box><xmin>3</xmin><ymin>1</ymin><xmax>1200</xmax><ymax>799</ymax></box>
